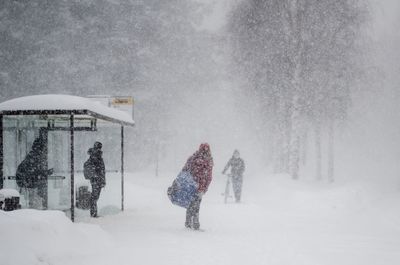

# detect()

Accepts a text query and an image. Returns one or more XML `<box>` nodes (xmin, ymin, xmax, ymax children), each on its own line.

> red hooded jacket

<box><xmin>183</xmin><ymin>143</ymin><xmax>213</xmax><ymax>193</ymax></box>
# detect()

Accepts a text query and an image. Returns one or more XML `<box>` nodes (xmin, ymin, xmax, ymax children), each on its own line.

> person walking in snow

<box><xmin>182</xmin><ymin>143</ymin><xmax>213</xmax><ymax>230</ymax></box>
<box><xmin>84</xmin><ymin>142</ymin><xmax>106</xmax><ymax>218</ymax></box>
<box><xmin>222</xmin><ymin>149</ymin><xmax>245</xmax><ymax>203</ymax></box>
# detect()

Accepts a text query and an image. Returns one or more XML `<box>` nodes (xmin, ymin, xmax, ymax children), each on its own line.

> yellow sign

<box><xmin>111</xmin><ymin>97</ymin><xmax>133</xmax><ymax>106</ymax></box>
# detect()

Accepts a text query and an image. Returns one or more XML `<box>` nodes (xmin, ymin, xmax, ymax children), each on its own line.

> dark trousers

<box><xmin>232</xmin><ymin>175</ymin><xmax>243</xmax><ymax>202</ymax></box>
<box><xmin>25</xmin><ymin>179</ymin><xmax>48</xmax><ymax>209</ymax></box>
<box><xmin>90</xmin><ymin>183</ymin><xmax>102</xmax><ymax>217</ymax></box>
<box><xmin>37</xmin><ymin>179</ymin><xmax>48</xmax><ymax>209</ymax></box>
<box><xmin>186</xmin><ymin>193</ymin><xmax>202</xmax><ymax>229</ymax></box>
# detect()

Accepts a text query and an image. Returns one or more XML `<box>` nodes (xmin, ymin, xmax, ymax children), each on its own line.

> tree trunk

<box><xmin>283</xmin><ymin>113</ymin><xmax>291</xmax><ymax>173</ymax></box>
<box><xmin>273</xmin><ymin>99</ymin><xmax>290</xmax><ymax>174</ymax></box>
<box><xmin>289</xmin><ymin>95</ymin><xmax>301</xmax><ymax>180</ymax></box>
<box><xmin>315</xmin><ymin>121</ymin><xmax>322</xmax><ymax>180</ymax></box>
<box><xmin>288</xmin><ymin>53</ymin><xmax>302</xmax><ymax>180</ymax></box>
<box><xmin>327</xmin><ymin>118</ymin><xmax>335</xmax><ymax>182</ymax></box>
<box><xmin>273</xmin><ymin>128</ymin><xmax>284</xmax><ymax>173</ymax></box>
<box><xmin>301</xmin><ymin>131</ymin><xmax>308</xmax><ymax>166</ymax></box>
<box><xmin>155</xmin><ymin>141</ymin><xmax>160</xmax><ymax>177</ymax></box>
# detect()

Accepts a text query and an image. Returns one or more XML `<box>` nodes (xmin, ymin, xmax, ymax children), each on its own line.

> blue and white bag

<box><xmin>167</xmin><ymin>171</ymin><xmax>198</xmax><ymax>208</ymax></box>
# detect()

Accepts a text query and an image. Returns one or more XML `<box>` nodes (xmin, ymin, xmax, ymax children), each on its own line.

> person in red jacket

<box><xmin>182</xmin><ymin>143</ymin><xmax>213</xmax><ymax>230</ymax></box>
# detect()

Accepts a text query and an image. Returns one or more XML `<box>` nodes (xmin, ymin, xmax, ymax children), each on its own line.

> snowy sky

<box><xmin>371</xmin><ymin>0</ymin><xmax>400</xmax><ymax>38</ymax></box>
<box><xmin>193</xmin><ymin>0</ymin><xmax>234</xmax><ymax>32</ymax></box>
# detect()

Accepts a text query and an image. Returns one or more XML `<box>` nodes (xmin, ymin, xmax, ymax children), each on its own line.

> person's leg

<box><xmin>185</xmin><ymin>208</ymin><xmax>193</xmax><ymax>228</ymax></box>
<box><xmin>192</xmin><ymin>194</ymin><xmax>202</xmax><ymax>230</ymax></box>
<box><xmin>232</xmin><ymin>176</ymin><xmax>243</xmax><ymax>202</ymax></box>
<box><xmin>231</xmin><ymin>176</ymin><xmax>240</xmax><ymax>202</ymax></box>
<box><xmin>37</xmin><ymin>179</ymin><xmax>48</xmax><ymax>209</ymax></box>
<box><xmin>28</xmin><ymin>188</ymin><xmax>35</xmax><ymax>208</ymax></box>
<box><xmin>42</xmin><ymin>179</ymin><xmax>48</xmax><ymax>209</ymax></box>
<box><xmin>186</xmin><ymin>198</ymin><xmax>195</xmax><ymax>228</ymax></box>
<box><xmin>236</xmin><ymin>176</ymin><xmax>243</xmax><ymax>202</ymax></box>
<box><xmin>90</xmin><ymin>184</ymin><xmax>101</xmax><ymax>217</ymax></box>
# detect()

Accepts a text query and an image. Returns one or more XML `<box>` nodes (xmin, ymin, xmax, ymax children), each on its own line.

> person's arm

<box><xmin>222</xmin><ymin>158</ymin><xmax>232</xmax><ymax>174</ymax></box>
<box><xmin>40</xmin><ymin>168</ymin><xmax>53</xmax><ymax>176</ymax></box>
<box><xmin>99</xmin><ymin>158</ymin><xmax>106</xmax><ymax>185</ymax></box>
<box><xmin>239</xmin><ymin>159</ymin><xmax>245</xmax><ymax>175</ymax></box>
<box><xmin>202</xmin><ymin>161</ymin><xmax>213</xmax><ymax>194</ymax></box>
<box><xmin>183</xmin><ymin>155</ymin><xmax>194</xmax><ymax>172</ymax></box>
<box><xmin>34</xmin><ymin>168</ymin><xmax>52</xmax><ymax>180</ymax></box>
<box><xmin>101</xmin><ymin>160</ymin><xmax>106</xmax><ymax>178</ymax></box>
<box><xmin>204</xmin><ymin>168</ymin><xmax>212</xmax><ymax>193</ymax></box>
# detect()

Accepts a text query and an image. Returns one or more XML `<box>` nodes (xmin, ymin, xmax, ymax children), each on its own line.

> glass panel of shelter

<box><xmin>2</xmin><ymin>114</ymin><xmax>122</xmax><ymax>220</ymax></box>
<box><xmin>47</xmin><ymin>128</ymin><xmax>71</xmax><ymax>211</ymax></box>
<box><xmin>75</xmin><ymin>120</ymin><xmax>121</xmax><ymax>219</ymax></box>
<box><xmin>2</xmin><ymin>115</ymin><xmax>71</xmax><ymax>212</ymax></box>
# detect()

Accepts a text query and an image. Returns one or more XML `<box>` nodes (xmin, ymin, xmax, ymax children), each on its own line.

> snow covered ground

<box><xmin>1</xmin><ymin>171</ymin><xmax>400</xmax><ymax>265</ymax></box>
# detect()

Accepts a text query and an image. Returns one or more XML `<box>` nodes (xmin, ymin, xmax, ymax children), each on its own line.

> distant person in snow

<box><xmin>222</xmin><ymin>149</ymin><xmax>245</xmax><ymax>203</ymax></box>
<box><xmin>84</xmin><ymin>142</ymin><xmax>106</xmax><ymax>218</ymax></box>
<box><xmin>182</xmin><ymin>143</ymin><xmax>214</xmax><ymax>230</ymax></box>
<box><xmin>16</xmin><ymin>131</ymin><xmax>53</xmax><ymax>209</ymax></box>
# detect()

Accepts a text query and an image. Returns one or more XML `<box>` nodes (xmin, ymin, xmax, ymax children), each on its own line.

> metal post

<box><xmin>70</xmin><ymin>115</ymin><xmax>75</xmax><ymax>222</ymax></box>
<box><xmin>0</xmin><ymin>115</ymin><xmax>3</xmax><ymax>189</ymax></box>
<box><xmin>39</xmin><ymin>128</ymin><xmax>49</xmax><ymax>209</ymax></box>
<box><xmin>121</xmin><ymin>125</ymin><xmax>124</xmax><ymax>211</ymax></box>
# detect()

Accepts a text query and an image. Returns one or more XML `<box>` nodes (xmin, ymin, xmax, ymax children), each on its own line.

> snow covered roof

<box><xmin>0</xmin><ymin>94</ymin><xmax>134</xmax><ymax>126</ymax></box>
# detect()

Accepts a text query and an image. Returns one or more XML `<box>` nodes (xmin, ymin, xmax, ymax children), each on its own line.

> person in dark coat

<box><xmin>16</xmin><ymin>133</ymin><xmax>53</xmax><ymax>209</ymax></box>
<box><xmin>222</xmin><ymin>149</ymin><xmax>245</xmax><ymax>203</ymax></box>
<box><xmin>182</xmin><ymin>143</ymin><xmax>213</xmax><ymax>230</ymax></box>
<box><xmin>84</xmin><ymin>141</ymin><xmax>106</xmax><ymax>217</ymax></box>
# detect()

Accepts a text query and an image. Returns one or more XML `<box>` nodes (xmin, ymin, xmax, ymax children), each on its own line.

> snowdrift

<box><xmin>1</xmin><ymin>172</ymin><xmax>400</xmax><ymax>265</ymax></box>
<box><xmin>0</xmin><ymin>209</ymin><xmax>112</xmax><ymax>265</ymax></box>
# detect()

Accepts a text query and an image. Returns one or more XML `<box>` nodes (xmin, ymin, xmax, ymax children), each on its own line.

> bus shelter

<box><xmin>0</xmin><ymin>95</ymin><xmax>134</xmax><ymax>221</ymax></box>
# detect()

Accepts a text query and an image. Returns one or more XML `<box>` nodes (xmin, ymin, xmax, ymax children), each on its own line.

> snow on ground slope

<box><xmin>1</xmin><ymin>172</ymin><xmax>400</xmax><ymax>265</ymax></box>
<box><xmin>0</xmin><ymin>210</ymin><xmax>112</xmax><ymax>265</ymax></box>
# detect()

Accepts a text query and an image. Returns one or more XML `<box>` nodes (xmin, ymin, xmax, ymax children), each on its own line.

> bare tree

<box><xmin>229</xmin><ymin>0</ymin><xmax>366</xmax><ymax>180</ymax></box>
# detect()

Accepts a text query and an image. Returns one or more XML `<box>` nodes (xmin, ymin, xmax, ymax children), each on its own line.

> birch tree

<box><xmin>229</xmin><ymin>0</ymin><xmax>366</xmax><ymax>180</ymax></box>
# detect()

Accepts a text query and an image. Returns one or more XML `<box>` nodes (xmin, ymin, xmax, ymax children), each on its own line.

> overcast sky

<box><xmin>371</xmin><ymin>0</ymin><xmax>400</xmax><ymax>35</ymax></box>
<box><xmin>193</xmin><ymin>0</ymin><xmax>234</xmax><ymax>32</ymax></box>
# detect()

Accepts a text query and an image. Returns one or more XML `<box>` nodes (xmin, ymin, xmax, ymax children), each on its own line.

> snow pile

<box><xmin>0</xmin><ymin>210</ymin><xmax>113</xmax><ymax>265</ymax></box>
<box><xmin>0</xmin><ymin>188</ymin><xmax>20</xmax><ymax>198</ymax></box>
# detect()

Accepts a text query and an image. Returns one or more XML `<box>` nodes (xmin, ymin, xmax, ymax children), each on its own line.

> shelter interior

<box><xmin>0</xmin><ymin>113</ymin><xmax>125</xmax><ymax>221</ymax></box>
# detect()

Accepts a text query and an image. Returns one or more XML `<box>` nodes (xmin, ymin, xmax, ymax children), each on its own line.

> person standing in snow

<box><xmin>182</xmin><ymin>143</ymin><xmax>213</xmax><ymax>230</ymax></box>
<box><xmin>84</xmin><ymin>142</ymin><xmax>106</xmax><ymax>218</ymax></box>
<box><xmin>222</xmin><ymin>149</ymin><xmax>245</xmax><ymax>203</ymax></box>
<box><xmin>16</xmin><ymin>131</ymin><xmax>53</xmax><ymax>209</ymax></box>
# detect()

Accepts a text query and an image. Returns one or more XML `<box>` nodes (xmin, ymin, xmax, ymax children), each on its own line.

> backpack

<box><xmin>167</xmin><ymin>171</ymin><xmax>198</xmax><ymax>208</ymax></box>
<box><xmin>83</xmin><ymin>159</ymin><xmax>93</xmax><ymax>180</ymax></box>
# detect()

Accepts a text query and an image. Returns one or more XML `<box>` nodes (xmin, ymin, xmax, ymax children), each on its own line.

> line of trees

<box><xmin>228</xmin><ymin>0</ymin><xmax>367</xmax><ymax>181</ymax></box>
